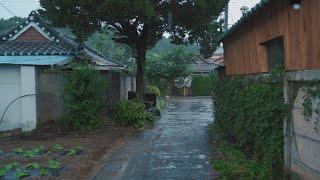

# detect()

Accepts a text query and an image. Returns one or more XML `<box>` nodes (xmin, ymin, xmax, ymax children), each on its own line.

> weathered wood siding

<box><xmin>223</xmin><ymin>0</ymin><xmax>320</xmax><ymax>75</ymax></box>
<box><xmin>16</xmin><ymin>27</ymin><xmax>49</xmax><ymax>42</ymax></box>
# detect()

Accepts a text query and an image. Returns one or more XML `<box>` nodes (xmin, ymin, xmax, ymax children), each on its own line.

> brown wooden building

<box><xmin>221</xmin><ymin>0</ymin><xmax>320</xmax><ymax>75</ymax></box>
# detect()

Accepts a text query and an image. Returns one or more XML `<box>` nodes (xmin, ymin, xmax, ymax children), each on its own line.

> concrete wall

<box><xmin>120</xmin><ymin>75</ymin><xmax>136</xmax><ymax>100</ymax></box>
<box><xmin>287</xmin><ymin>70</ymin><xmax>320</xmax><ymax>179</ymax></box>
<box><xmin>36</xmin><ymin>69</ymin><xmax>127</xmax><ymax>125</ymax></box>
<box><xmin>36</xmin><ymin>69</ymin><xmax>65</xmax><ymax>124</ymax></box>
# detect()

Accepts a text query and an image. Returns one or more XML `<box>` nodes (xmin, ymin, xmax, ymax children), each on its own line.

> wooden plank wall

<box><xmin>16</xmin><ymin>27</ymin><xmax>49</xmax><ymax>42</ymax></box>
<box><xmin>223</xmin><ymin>0</ymin><xmax>320</xmax><ymax>75</ymax></box>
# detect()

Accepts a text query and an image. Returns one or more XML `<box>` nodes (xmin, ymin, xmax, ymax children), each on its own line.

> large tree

<box><xmin>39</xmin><ymin>0</ymin><xmax>228</xmax><ymax>100</ymax></box>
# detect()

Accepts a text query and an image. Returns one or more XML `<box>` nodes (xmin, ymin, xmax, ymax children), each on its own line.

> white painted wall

<box><xmin>0</xmin><ymin>66</ymin><xmax>37</xmax><ymax>132</ymax></box>
<box><xmin>20</xmin><ymin>66</ymin><xmax>36</xmax><ymax>131</ymax></box>
<box><xmin>0</xmin><ymin>66</ymin><xmax>21</xmax><ymax>131</ymax></box>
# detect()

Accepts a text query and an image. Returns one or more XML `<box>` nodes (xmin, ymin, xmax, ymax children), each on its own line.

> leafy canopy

<box><xmin>146</xmin><ymin>47</ymin><xmax>194</xmax><ymax>84</ymax></box>
<box><xmin>39</xmin><ymin>0</ymin><xmax>228</xmax><ymax>57</ymax></box>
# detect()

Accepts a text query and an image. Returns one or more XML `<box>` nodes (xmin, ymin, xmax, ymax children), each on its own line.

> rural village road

<box><xmin>94</xmin><ymin>97</ymin><xmax>213</xmax><ymax>180</ymax></box>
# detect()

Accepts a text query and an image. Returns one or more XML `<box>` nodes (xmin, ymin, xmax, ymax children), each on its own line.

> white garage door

<box><xmin>0</xmin><ymin>66</ymin><xmax>22</xmax><ymax>131</ymax></box>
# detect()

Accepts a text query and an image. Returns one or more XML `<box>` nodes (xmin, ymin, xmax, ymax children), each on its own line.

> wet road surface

<box><xmin>94</xmin><ymin>97</ymin><xmax>213</xmax><ymax>180</ymax></box>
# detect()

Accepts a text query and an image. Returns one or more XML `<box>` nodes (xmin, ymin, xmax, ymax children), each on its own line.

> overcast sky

<box><xmin>0</xmin><ymin>0</ymin><xmax>260</xmax><ymax>25</ymax></box>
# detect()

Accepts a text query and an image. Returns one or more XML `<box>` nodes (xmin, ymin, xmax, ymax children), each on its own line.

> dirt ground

<box><xmin>0</xmin><ymin>124</ymin><xmax>134</xmax><ymax>180</ymax></box>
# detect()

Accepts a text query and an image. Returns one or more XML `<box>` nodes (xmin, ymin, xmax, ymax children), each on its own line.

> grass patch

<box><xmin>210</xmin><ymin>126</ymin><xmax>272</xmax><ymax>179</ymax></box>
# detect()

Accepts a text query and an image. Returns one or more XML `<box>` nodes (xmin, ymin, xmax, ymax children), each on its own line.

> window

<box><xmin>263</xmin><ymin>37</ymin><xmax>285</xmax><ymax>71</ymax></box>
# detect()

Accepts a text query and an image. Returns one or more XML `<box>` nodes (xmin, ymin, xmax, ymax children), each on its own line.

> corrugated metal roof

<box><xmin>0</xmin><ymin>56</ymin><xmax>71</xmax><ymax>65</ymax></box>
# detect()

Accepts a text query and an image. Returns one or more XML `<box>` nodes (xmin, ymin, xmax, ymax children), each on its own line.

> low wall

<box><xmin>36</xmin><ymin>69</ymin><xmax>127</xmax><ymax>125</ymax></box>
<box><xmin>286</xmin><ymin>70</ymin><xmax>320</xmax><ymax>179</ymax></box>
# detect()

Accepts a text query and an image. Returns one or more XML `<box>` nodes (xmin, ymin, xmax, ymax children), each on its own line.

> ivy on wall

<box><xmin>212</xmin><ymin>75</ymin><xmax>286</xmax><ymax>178</ymax></box>
<box><xmin>288</xmin><ymin>81</ymin><xmax>320</xmax><ymax>133</ymax></box>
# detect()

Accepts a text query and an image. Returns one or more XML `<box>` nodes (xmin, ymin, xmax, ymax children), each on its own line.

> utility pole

<box><xmin>224</xmin><ymin>4</ymin><xmax>229</xmax><ymax>32</ymax></box>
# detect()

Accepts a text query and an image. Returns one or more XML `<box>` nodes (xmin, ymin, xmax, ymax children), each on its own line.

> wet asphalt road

<box><xmin>94</xmin><ymin>97</ymin><xmax>213</xmax><ymax>180</ymax></box>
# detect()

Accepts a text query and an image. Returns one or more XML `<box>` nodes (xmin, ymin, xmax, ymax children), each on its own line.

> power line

<box><xmin>0</xmin><ymin>2</ymin><xmax>16</xmax><ymax>17</ymax></box>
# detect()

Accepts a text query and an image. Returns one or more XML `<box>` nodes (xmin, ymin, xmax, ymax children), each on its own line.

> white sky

<box><xmin>0</xmin><ymin>0</ymin><xmax>260</xmax><ymax>25</ymax></box>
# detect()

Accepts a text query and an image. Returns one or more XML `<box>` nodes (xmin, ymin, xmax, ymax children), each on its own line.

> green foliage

<box><xmin>52</xmin><ymin>144</ymin><xmax>64</xmax><ymax>152</ymax></box>
<box><xmin>13</xmin><ymin>147</ymin><xmax>24</xmax><ymax>155</ymax></box>
<box><xmin>146</xmin><ymin>47</ymin><xmax>194</xmax><ymax>83</ymax></box>
<box><xmin>40</xmin><ymin>168</ymin><xmax>49</xmax><ymax>176</ymax></box>
<box><xmin>86</xmin><ymin>31</ymin><xmax>134</xmax><ymax>64</ymax></box>
<box><xmin>48</xmin><ymin>160</ymin><xmax>61</xmax><ymax>170</ymax></box>
<box><xmin>191</xmin><ymin>75</ymin><xmax>213</xmax><ymax>96</ymax></box>
<box><xmin>289</xmin><ymin>81</ymin><xmax>320</xmax><ymax>133</ymax></box>
<box><xmin>147</xmin><ymin>85</ymin><xmax>161</xmax><ymax>96</ymax></box>
<box><xmin>40</xmin><ymin>0</ymin><xmax>228</xmax><ymax>100</ymax></box>
<box><xmin>156</xmin><ymin>99</ymin><xmax>166</xmax><ymax>111</ymax></box>
<box><xmin>0</xmin><ymin>17</ymin><xmax>25</xmax><ymax>33</ymax></box>
<box><xmin>115</xmin><ymin>101</ymin><xmax>156</xmax><ymax>129</ymax></box>
<box><xmin>146</xmin><ymin>47</ymin><xmax>194</xmax><ymax>95</ymax></box>
<box><xmin>23</xmin><ymin>150</ymin><xmax>35</xmax><ymax>158</ymax></box>
<box><xmin>26</xmin><ymin>163</ymin><xmax>40</xmax><ymax>170</ymax></box>
<box><xmin>63</xmin><ymin>63</ymin><xmax>107</xmax><ymax>132</ymax></box>
<box><xmin>15</xmin><ymin>168</ymin><xmax>30</xmax><ymax>179</ymax></box>
<box><xmin>211</xmin><ymin>128</ymin><xmax>266</xmax><ymax>179</ymax></box>
<box><xmin>212</xmin><ymin>76</ymin><xmax>286</xmax><ymax>178</ymax></box>
<box><xmin>0</xmin><ymin>162</ymin><xmax>19</xmax><ymax>177</ymax></box>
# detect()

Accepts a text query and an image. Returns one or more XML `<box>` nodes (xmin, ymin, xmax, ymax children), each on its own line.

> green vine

<box><xmin>288</xmin><ymin>80</ymin><xmax>320</xmax><ymax>133</ymax></box>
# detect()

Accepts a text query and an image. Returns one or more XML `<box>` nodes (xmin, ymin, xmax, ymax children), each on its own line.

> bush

<box><xmin>114</xmin><ymin>100</ymin><xmax>155</xmax><ymax>129</ymax></box>
<box><xmin>147</xmin><ymin>85</ymin><xmax>161</xmax><ymax>96</ymax></box>
<box><xmin>63</xmin><ymin>64</ymin><xmax>107</xmax><ymax>132</ymax></box>
<box><xmin>212</xmin><ymin>76</ymin><xmax>286</xmax><ymax>178</ymax></box>
<box><xmin>191</xmin><ymin>75</ymin><xmax>213</xmax><ymax>96</ymax></box>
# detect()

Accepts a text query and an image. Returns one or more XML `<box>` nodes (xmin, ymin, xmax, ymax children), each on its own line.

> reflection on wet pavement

<box><xmin>94</xmin><ymin>97</ymin><xmax>213</xmax><ymax>180</ymax></box>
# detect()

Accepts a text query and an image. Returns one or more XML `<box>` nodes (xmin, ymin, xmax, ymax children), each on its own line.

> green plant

<box><xmin>40</xmin><ymin>168</ymin><xmax>49</xmax><ymax>176</ymax></box>
<box><xmin>191</xmin><ymin>75</ymin><xmax>213</xmax><ymax>96</ymax></box>
<box><xmin>0</xmin><ymin>168</ymin><xmax>6</xmax><ymax>177</ymax></box>
<box><xmin>15</xmin><ymin>168</ymin><xmax>30</xmax><ymax>179</ymax></box>
<box><xmin>302</xmin><ymin>96</ymin><xmax>312</xmax><ymax>118</ymax></box>
<box><xmin>67</xmin><ymin>146</ymin><xmax>83</xmax><ymax>156</ymax></box>
<box><xmin>13</xmin><ymin>147</ymin><xmax>24</xmax><ymax>155</ymax></box>
<box><xmin>212</xmin><ymin>76</ymin><xmax>286</xmax><ymax>178</ymax></box>
<box><xmin>147</xmin><ymin>85</ymin><xmax>161</xmax><ymax>96</ymax></box>
<box><xmin>52</xmin><ymin>144</ymin><xmax>64</xmax><ymax>152</ymax></box>
<box><xmin>63</xmin><ymin>63</ymin><xmax>108</xmax><ymax>132</ymax></box>
<box><xmin>115</xmin><ymin>100</ymin><xmax>156</xmax><ymax>129</ymax></box>
<box><xmin>26</xmin><ymin>163</ymin><xmax>40</xmax><ymax>170</ymax></box>
<box><xmin>23</xmin><ymin>150</ymin><xmax>35</xmax><ymax>158</ymax></box>
<box><xmin>48</xmin><ymin>160</ymin><xmax>61</xmax><ymax>170</ymax></box>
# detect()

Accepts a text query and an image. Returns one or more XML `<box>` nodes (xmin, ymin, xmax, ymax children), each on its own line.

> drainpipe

<box><xmin>283</xmin><ymin>79</ymin><xmax>292</xmax><ymax>178</ymax></box>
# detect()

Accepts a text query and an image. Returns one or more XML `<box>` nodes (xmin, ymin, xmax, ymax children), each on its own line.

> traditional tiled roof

<box><xmin>0</xmin><ymin>11</ymin><xmax>123</xmax><ymax>68</ymax></box>
<box><xmin>0</xmin><ymin>41</ymin><xmax>73</xmax><ymax>56</ymax></box>
<box><xmin>220</xmin><ymin>0</ymin><xmax>270</xmax><ymax>41</ymax></box>
<box><xmin>192</xmin><ymin>60</ymin><xmax>219</xmax><ymax>74</ymax></box>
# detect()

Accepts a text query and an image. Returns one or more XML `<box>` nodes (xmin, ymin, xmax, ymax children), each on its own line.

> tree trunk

<box><xmin>136</xmin><ymin>47</ymin><xmax>147</xmax><ymax>102</ymax></box>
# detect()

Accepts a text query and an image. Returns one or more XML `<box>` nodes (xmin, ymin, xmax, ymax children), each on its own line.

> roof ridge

<box><xmin>0</xmin><ymin>11</ymin><xmax>77</xmax><ymax>54</ymax></box>
<box><xmin>219</xmin><ymin>0</ymin><xmax>270</xmax><ymax>41</ymax></box>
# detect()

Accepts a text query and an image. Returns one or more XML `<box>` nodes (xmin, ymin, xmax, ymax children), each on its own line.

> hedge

<box><xmin>191</xmin><ymin>75</ymin><xmax>213</xmax><ymax>96</ymax></box>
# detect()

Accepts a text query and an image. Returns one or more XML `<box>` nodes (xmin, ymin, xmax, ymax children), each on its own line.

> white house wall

<box><xmin>21</xmin><ymin>66</ymin><xmax>36</xmax><ymax>131</ymax></box>
<box><xmin>0</xmin><ymin>66</ymin><xmax>21</xmax><ymax>131</ymax></box>
<box><xmin>0</xmin><ymin>66</ymin><xmax>37</xmax><ymax>132</ymax></box>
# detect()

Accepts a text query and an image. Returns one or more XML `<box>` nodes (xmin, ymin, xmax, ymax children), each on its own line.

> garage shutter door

<box><xmin>0</xmin><ymin>66</ymin><xmax>22</xmax><ymax>131</ymax></box>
